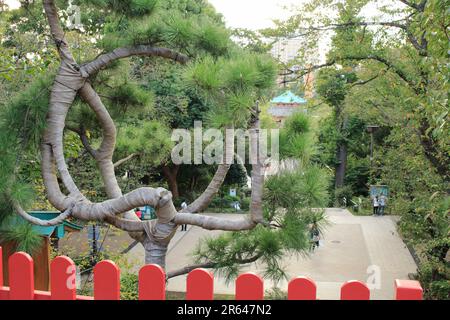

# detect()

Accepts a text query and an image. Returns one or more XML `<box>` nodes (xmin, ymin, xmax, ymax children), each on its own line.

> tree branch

<box><xmin>417</xmin><ymin>119</ymin><xmax>450</xmax><ymax>182</ymax></box>
<box><xmin>398</xmin><ymin>0</ymin><xmax>427</xmax><ymax>10</ymax></box>
<box><xmin>284</xmin><ymin>16</ymin><xmax>427</xmax><ymax>55</ymax></box>
<box><xmin>66</xmin><ymin>125</ymin><xmax>98</xmax><ymax>158</ymax></box>
<box><xmin>166</xmin><ymin>254</ymin><xmax>262</xmax><ymax>279</ymax></box>
<box><xmin>12</xmin><ymin>199</ymin><xmax>74</xmax><ymax>227</ymax></box>
<box><xmin>104</xmin><ymin>215</ymin><xmax>145</xmax><ymax>232</ymax></box>
<box><xmin>166</xmin><ymin>262</ymin><xmax>217</xmax><ymax>279</ymax></box>
<box><xmin>43</xmin><ymin>0</ymin><xmax>76</xmax><ymax>63</ymax></box>
<box><xmin>348</xmin><ymin>73</ymin><xmax>380</xmax><ymax>88</ymax></box>
<box><xmin>81</xmin><ymin>46</ymin><xmax>189</xmax><ymax>77</ymax></box>
<box><xmin>286</xmin><ymin>55</ymin><xmax>419</xmax><ymax>94</ymax></box>
<box><xmin>114</xmin><ymin>153</ymin><xmax>138</xmax><ymax>168</ymax></box>
<box><xmin>173</xmin><ymin>213</ymin><xmax>256</xmax><ymax>231</ymax></box>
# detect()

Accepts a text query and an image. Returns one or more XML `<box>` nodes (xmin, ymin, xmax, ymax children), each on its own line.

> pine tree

<box><xmin>0</xmin><ymin>0</ymin><xmax>329</xmax><ymax>279</ymax></box>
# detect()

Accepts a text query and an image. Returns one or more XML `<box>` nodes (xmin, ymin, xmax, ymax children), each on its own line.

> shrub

<box><xmin>120</xmin><ymin>273</ymin><xmax>139</xmax><ymax>300</ymax></box>
<box><xmin>240</xmin><ymin>197</ymin><xmax>250</xmax><ymax>210</ymax></box>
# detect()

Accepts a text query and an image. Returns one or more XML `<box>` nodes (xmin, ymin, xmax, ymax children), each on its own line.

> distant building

<box><xmin>270</xmin><ymin>39</ymin><xmax>316</xmax><ymax>97</ymax></box>
<box><xmin>268</xmin><ymin>90</ymin><xmax>307</xmax><ymax>125</ymax></box>
<box><xmin>270</xmin><ymin>39</ymin><xmax>304</xmax><ymax>64</ymax></box>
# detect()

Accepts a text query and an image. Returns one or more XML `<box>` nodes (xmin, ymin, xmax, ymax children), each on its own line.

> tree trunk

<box><xmin>418</xmin><ymin>118</ymin><xmax>450</xmax><ymax>183</ymax></box>
<box><xmin>162</xmin><ymin>165</ymin><xmax>180</xmax><ymax>199</ymax></box>
<box><xmin>335</xmin><ymin>143</ymin><xmax>347</xmax><ymax>189</ymax></box>
<box><xmin>334</xmin><ymin>110</ymin><xmax>348</xmax><ymax>190</ymax></box>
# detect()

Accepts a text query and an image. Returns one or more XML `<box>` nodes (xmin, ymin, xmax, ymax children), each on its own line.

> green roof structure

<box><xmin>270</xmin><ymin>90</ymin><xmax>307</xmax><ymax>104</ymax></box>
<box><xmin>19</xmin><ymin>211</ymin><xmax>83</xmax><ymax>239</ymax></box>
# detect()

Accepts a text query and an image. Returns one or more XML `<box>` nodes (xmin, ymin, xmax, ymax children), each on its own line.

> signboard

<box><xmin>229</xmin><ymin>188</ymin><xmax>237</xmax><ymax>197</ymax></box>
<box><xmin>370</xmin><ymin>185</ymin><xmax>389</xmax><ymax>197</ymax></box>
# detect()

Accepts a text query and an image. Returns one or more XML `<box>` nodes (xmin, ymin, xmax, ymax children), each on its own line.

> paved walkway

<box><xmin>126</xmin><ymin>209</ymin><xmax>417</xmax><ymax>299</ymax></box>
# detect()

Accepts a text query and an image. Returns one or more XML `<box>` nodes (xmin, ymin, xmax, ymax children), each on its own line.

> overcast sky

<box><xmin>5</xmin><ymin>0</ymin><xmax>299</xmax><ymax>28</ymax></box>
<box><xmin>208</xmin><ymin>0</ymin><xmax>301</xmax><ymax>30</ymax></box>
<box><xmin>5</xmin><ymin>0</ymin><xmax>403</xmax><ymax>30</ymax></box>
<box><xmin>5</xmin><ymin>0</ymin><xmax>404</xmax><ymax>63</ymax></box>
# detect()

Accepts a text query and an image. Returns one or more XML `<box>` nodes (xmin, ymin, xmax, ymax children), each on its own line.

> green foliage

<box><xmin>1</xmin><ymin>73</ymin><xmax>53</xmax><ymax>151</ymax></box>
<box><xmin>223</xmin><ymin>164</ymin><xmax>248</xmax><ymax>187</ymax></box>
<box><xmin>264</xmin><ymin>167</ymin><xmax>329</xmax><ymax>210</ymax></box>
<box><xmin>279</xmin><ymin>112</ymin><xmax>315</xmax><ymax>161</ymax></box>
<box><xmin>316</xmin><ymin>115</ymin><xmax>374</xmax><ymax>203</ymax></box>
<box><xmin>116</xmin><ymin>120</ymin><xmax>173</xmax><ymax>166</ymax></box>
<box><xmin>96</xmin><ymin>0</ymin><xmax>231</xmax><ymax>57</ymax></box>
<box><xmin>265</xmin><ymin>287</ymin><xmax>287</xmax><ymax>300</ymax></box>
<box><xmin>240</xmin><ymin>197</ymin><xmax>250</xmax><ymax>211</ymax></box>
<box><xmin>120</xmin><ymin>273</ymin><xmax>139</xmax><ymax>300</ymax></box>
<box><xmin>140</xmin><ymin>59</ymin><xmax>209</xmax><ymax>129</ymax></box>
<box><xmin>316</xmin><ymin>69</ymin><xmax>353</xmax><ymax>107</ymax></box>
<box><xmin>183</xmin><ymin>55</ymin><xmax>223</xmax><ymax>91</ymax></box>
<box><xmin>0</xmin><ymin>73</ymin><xmax>54</xmax><ymax>227</ymax></box>
<box><xmin>0</xmin><ymin>217</ymin><xmax>43</xmax><ymax>254</ymax></box>
<box><xmin>81</xmin><ymin>0</ymin><xmax>158</xmax><ymax>17</ymax></box>
<box><xmin>196</xmin><ymin>110</ymin><xmax>330</xmax><ymax>280</ymax></box>
<box><xmin>107</xmin><ymin>82</ymin><xmax>154</xmax><ymax>116</ymax></box>
<box><xmin>184</xmin><ymin>51</ymin><xmax>277</xmax><ymax>128</ymax></box>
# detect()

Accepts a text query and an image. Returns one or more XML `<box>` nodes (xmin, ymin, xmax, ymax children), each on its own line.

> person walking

<box><xmin>180</xmin><ymin>200</ymin><xmax>188</xmax><ymax>231</ymax></box>
<box><xmin>372</xmin><ymin>195</ymin><xmax>379</xmax><ymax>216</ymax></box>
<box><xmin>310</xmin><ymin>223</ymin><xmax>320</xmax><ymax>251</ymax></box>
<box><xmin>378</xmin><ymin>194</ymin><xmax>387</xmax><ymax>216</ymax></box>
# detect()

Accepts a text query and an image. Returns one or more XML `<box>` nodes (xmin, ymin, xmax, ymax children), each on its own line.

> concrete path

<box><xmin>126</xmin><ymin>209</ymin><xmax>418</xmax><ymax>300</ymax></box>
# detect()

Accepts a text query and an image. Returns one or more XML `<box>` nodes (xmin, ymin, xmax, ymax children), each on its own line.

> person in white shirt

<box><xmin>372</xmin><ymin>196</ymin><xmax>379</xmax><ymax>216</ymax></box>
<box><xmin>180</xmin><ymin>200</ymin><xmax>188</xmax><ymax>231</ymax></box>
<box><xmin>378</xmin><ymin>194</ymin><xmax>387</xmax><ymax>216</ymax></box>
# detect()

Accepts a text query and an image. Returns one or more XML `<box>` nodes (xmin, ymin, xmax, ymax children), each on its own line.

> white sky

<box><xmin>5</xmin><ymin>0</ymin><xmax>300</xmax><ymax>29</ymax></box>
<box><xmin>6</xmin><ymin>0</ymin><xmax>402</xmax><ymax>30</ymax></box>
<box><xmin>5</xmin><ymin>0</ymin><xmax>404</xmax><ymax>64</ymax></box>
<box><xmin>209</xmin><ymin>0</ymin><xmax>405</xmax><ymax>30</ymax></box>
<box><xmin>208</xmin><ymin>0</ymin><xmax>302</xmax><ymax>30</ymax></box>
<box><xmin>5</xmin><ymin>0</ymin><xmax>20</xmax><ymax>10</ymax></box>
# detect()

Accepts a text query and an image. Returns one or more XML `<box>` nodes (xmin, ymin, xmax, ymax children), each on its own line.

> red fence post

<box><xmin>9</xmin><ymin>252</ymin><xmax>34</xmax><ymax>300</ymax></box>
<box><xmin>288</xmin><ymin>276</ymin><xmax>316</xmax><ymax>300</ymax></box>
<box><xmin>186</xmin><ymin>268</ymin><xmax>214</xmax><ymax>300</ymax></box>
<box><xmin>139</xmin><ymin>264</ymin><xmax>166</xmax><ymax>300</ymax></box>
<box><xmin>94</xmin><ymin>260</ymin><xmax>120</xmax><ymax>300</ymax></box>
<box><xmin>0</xmin><ymin>246</ymin><xmax>3</xmax><ymax>287</ymax></box>
<box><xmin>50</xmin><ymin>256</ymin><xmax>77</xmax><ymax>300</ymax></box>
<box><xmin>395</xmin><ymin>279</ymin><xmax>423</xmax><ymax>300</ymax></box>
<box><xmin>235</xmin><ymin>273</ymin><xmax>264</xmax><ymax>300</ymax></box>
<box><xmin>340</xmin><ymin>280</ymin><xmax>370</xmax><ymax>300</ymax></box>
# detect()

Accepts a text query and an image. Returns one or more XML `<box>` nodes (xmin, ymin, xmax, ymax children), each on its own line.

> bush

<box><xmin>240</xmin><ymin>197</ymin><xmax>250</xmax><ymax>210</ymax></box>
<box><xmin>417</xmin><ymin>260</ymin><xmax>450</xmax><ymax>300</ymax></box>
<box><xmin>120</xmin><ymin>273</ymin><xmax>139</xmax><ymax>300</ymax></box>
<box><xmin>209</xmin><ymin>196</ymin><xmax>226</xmax><ymax>208</ymax></box>
<box><xmin>334</xmin><ymin>186</ymin><xmax>353</xmax><ymax>207</ymax></box>
<box><xmin>208</xmin><ymin>195</ymin><xmax>240</xmax><ymax>210</ymax></box>
<box><xmin>265</xmin><ymin>287</ymin><xmax>287</xmax><ymax>300</ymax></box>
<box><xmin>223</xmin><ymin>195</ymin><xmax>239</xmax><ymax>203</ymax></box>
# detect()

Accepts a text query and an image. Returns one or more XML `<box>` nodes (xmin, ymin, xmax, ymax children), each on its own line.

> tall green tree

<box><xmin>265</xmin><ymin>0</ymin><xmax>449</xmax><ymax>298</ymax></box>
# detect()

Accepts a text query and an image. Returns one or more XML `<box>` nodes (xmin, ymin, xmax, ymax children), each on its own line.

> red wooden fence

<box><xmin>0</xmin><ymin>248</ymin><xmax>423</xmax><ymax>300</ymax></box>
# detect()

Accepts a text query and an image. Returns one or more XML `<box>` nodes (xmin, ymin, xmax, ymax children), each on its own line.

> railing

<box><xmin>0</xmin><ymin>247</ymin><xmax>423</xmax><ymax>300</ymax></box>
